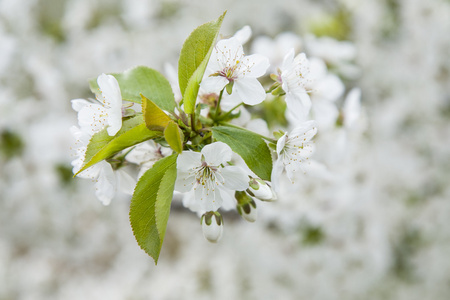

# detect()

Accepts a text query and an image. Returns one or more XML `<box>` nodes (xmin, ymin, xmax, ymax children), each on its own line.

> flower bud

<box><xmin>201</xmin><ymin>211</ymin><xmax>223</xmax><ymax>243</ymax></box>
<box><xmin>235</xmin><ymin>191</ymin><xmax>258</xmax><ymax>222</ymax></box>
<box><xmin>247</xmin><ymin>178</ymin><xmax>277</xmax><ymax>201</ymax></box>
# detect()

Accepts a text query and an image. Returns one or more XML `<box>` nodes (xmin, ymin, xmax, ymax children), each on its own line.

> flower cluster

<box><xmin>70</xmin><ymin>13</ymin><xmax>360</xmax><ymax>262</ymax></box>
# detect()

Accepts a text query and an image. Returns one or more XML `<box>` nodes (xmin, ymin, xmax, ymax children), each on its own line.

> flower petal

<box><xmin>233</xmin><ymin>25</ymin><xmax>252</xmax><ymax>45</ymax></box>
<box><xmin>200</xmin><ymin>75</ymin><xmax>228</xmax><ymax>93</ymax></box>
<box><xmin>78</xmin><ymin>103</ymin><xmax>108</xmax><ymax>135</ymax></box>
<box><xmin>276</xmin><ymin>133</ymin><xmax>287</xmax><ymax>155</ymax></box>
<box><xmin>196</xmin><ymin>184</ymin><xmax>222</xmax><ymax>212</ymax></box>
<box><xmin>281</xmin><ymin>48</ymin><xmax>295</xmax><ymax>71</ymax></box>
<box><xmin>97</xmin><ymin>74</ymin><xmax>122</xmax><ymax>108</ymax></box>
<box><xmin>106</xmin><ymin>107</ymin><xmax>122</xmax><ymax>136</ymax></box>
<box><xmin>177</xmin><ymin>151</ymin><xmax>202</xmax><ymax>171</ymax></box>
<box><xmin>218</xmin><ymin>188</ymin><xmax>237</xmax><ymax>211</ymax></box>
<box><xmin>240</xmin><ymin>54</ymin><xmax>269</xmax><ymax>77</ymax></box>
<box><xmin>71</xmin><ymin>99</ymin><xmax>90</xmax><ymax>112</ymax></box>
<box><xmin>117</xmin><ymin>169</ymin><xmax>136</xmax><ymax>195</ymax></box>
<box><xmin>232</xmin><ymin>77</ymin><xmax>266</xmax><ymax>105</ymax></box>
<box><xmin>95</xmin><ymin>161</ymin><xmax>116</xmax><ymax>205</ymax></box>
<box><xmin>201</xmin><ymin>142</ymin><xmax>232</xmax><ymax>166</ymax></box>
<box><xmin>285</xmin><ymin>92</ymin><xmax>311</xmax><ymax>118</ymax></box>
<box><xmin>221</xmin><ymin>165</ymin><xmax>249</xmax><ymax>191</ymax></box>
<box><xmin>174</xmin><ymin>170</ymin><xmax>196</xmax><ymax>193</ymax></box>
<box><xmin>270</xmin><ymin>158</ymin><xmax>284</xmax><ymax>194</ymax></box>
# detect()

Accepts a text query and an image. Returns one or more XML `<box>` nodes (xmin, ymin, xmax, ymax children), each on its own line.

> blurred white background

<box><xmin>1</xmin><ymin>0</ymin><xmax>450</xmax><ymax>299</ymax></box>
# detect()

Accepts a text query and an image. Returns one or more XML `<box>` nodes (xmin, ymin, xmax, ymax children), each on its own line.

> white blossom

<box><xmin>72</xmin><ymin>73</ymin><xmax>123</xmax><ymax>136</ymax></box>
<box><xmin>279</xmin><ymin>49</ymin><xmax>314</xmax><ymax>118</ymax></box>
<box><xmin>175</xmin><ymin>142</ymin><xmax>249</xmax><ymax>212</ymax></box>
<box><xmin>126</xmin><ymin>141</ymin><xmax>172</xmax><ymax>178</ymax></box>
<box><xmin>272</xmin><ymin>121</ymin><xmax>317</xmax><ymax>192</ymax></box>
<box><xmin>201</xmin><ymin>37</ymin><xmax>269</xmax><ymax>107</ymax></box>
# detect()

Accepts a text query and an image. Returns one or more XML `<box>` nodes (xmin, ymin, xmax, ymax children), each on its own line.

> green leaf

<box><xmin>89</xmin><ymin>66</ymin><xmax>175</xmax><ymax>111</ymax></box>
<box><xmin>77</xmin><ymin>115</ymin><xmax>161</xmax><ymax>174</ymax></box>
<box><xmin>178</xmin><ymin>11</ymin><xmax>226</xmax><ymax>114</ymax></box>
<box><xmin>129</xmin><ymin>154</ymin><xmax>178</xmax><ymax>264</ymax></box>
<box><xmin>212</xmin><ymin>126</ymin><xmax>272</xmax><ymax>181</ymax></box>
<box><xmin>164</xmin><ymin>121</ymin><xmax>184</xmax><ymax>154</ymax></box>
<box><xmin>142</xmin><ymin>95</ymin><xmax>172</xmax><ymax>131</ymax></box>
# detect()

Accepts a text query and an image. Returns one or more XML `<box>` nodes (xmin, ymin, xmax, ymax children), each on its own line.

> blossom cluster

<box><xmin>70</xmin><ymin>14</ymin><xmax>361</xmax><ymax>259</ymax></box>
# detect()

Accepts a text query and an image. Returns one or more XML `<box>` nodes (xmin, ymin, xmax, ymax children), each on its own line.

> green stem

<box><xmin>219</xmin><ymin>122</ymin><xmax>277</xmax><ymax>144</ymax></box>
<box><xmin>217</xmin><ymin>102</ymin><xmax>244</xmax><ymax>121</ymax></box>
<box><xmin>190</xmin><ymin>113</ymin><xmax>196</xmax><ymax>132</ymax></box>
<box><xmin>214</xmin><ymin>88</ymin><xmax>225</xmax><ymax>118</ymax></box>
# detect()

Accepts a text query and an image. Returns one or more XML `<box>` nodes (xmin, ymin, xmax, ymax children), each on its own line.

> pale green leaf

<box><xmin>178</xmin><ymin>11</ymin><xmax>226</xmax><ymax>114</ymax></box>
<box><xmin>212</xmin><ymin>126</ymin><xmax>272</xmax><ymax>181</ymax></box>
<box><xmin>89</xmin><ymin>66</ymin><xmax>175</xmax><ymax>111</ymax></box>
<box><xmin>142</xmin><ymin>95</ymin><xmax>172</xmax><ymax>131</ymax></box>
<box><xmin>129</xmin><ymin>154</ymin><xmax>178</xmax><ymax>264</ymax></box>
<box><xmin>164</xmin><ymin>121</ymin><xmax>184</xmax><ymax>154</ymax></box>
<box><xmin>77</xmin><ymin>115</ymin><xmax>161</xmax><ymax>174</ymax></box>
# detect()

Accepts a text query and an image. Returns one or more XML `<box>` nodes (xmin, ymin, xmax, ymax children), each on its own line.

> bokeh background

<box><xmin>1</xmin><ymin>0</ymin><xmax>450</xmax><ymax>299</ymax></box>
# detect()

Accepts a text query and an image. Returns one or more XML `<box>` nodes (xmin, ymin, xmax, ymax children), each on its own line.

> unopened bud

<box><xmin>235</xmin><ymin>191</ymin><xmax>258</xmax><ymax>222</ymax></box>
<box><xmin>201</xmin><ymin>211</ymin><xmax>223</xmax><ymax>243</ymax></box>
<box><xmin>247</xmin><ymin>178</ymin><xmax>277</xmax><ymax>201</ymax></box>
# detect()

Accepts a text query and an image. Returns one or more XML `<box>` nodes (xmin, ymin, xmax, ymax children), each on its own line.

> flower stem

<box><xmin>217</xmin><ymin>102</ymin><xmax>244</xmax><ymax>121</ymax></box>
<box><xmin>214</xmin><ymin>88</ymin><xmax>225</xmax><ymax>118</ymax></box>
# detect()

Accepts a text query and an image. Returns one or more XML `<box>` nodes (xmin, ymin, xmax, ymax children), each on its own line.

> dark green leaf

<box><xmin>212</xmin><ymin>126</ymin><xmax>272</xmax><ymax>181</ymax></box>
<box><xmin>129</xmin><ymin>154</ymin><xmax>178</xmax><ymax>264</ymax></box>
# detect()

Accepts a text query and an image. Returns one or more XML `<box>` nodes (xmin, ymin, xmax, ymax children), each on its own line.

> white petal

<box><xmin>97</xmin><ymin>74</ymin><xmax>122</xmax><ymax>108</ymax></box>
<box><xmin>200</xmin><ymin>76</ymin><xmax>229</xmax><ymax>93</ymax></box>
<box><xmin>246</xmin><ymin>118</ymin><xmax>269</xmax><ymax>137</ymax></box>
<box><xmin>174</xmin><ymin>170</ymin><xmax>196</xmax><ymax>193</ymax></box>
<box><xmin>221</xmin><ymin>166</ymin><xmax>249</xmax><ymax>191</ymax></box>
<box><xmin>313</xmin><ymin>74</ymin><xmax>344</xmax><ymax>102</ymax></box>
<box><xmin>75</xmin><ymin>162</ymin><xmax>101</xmax><ymax>180</ymax></box>
<box><xmin>177</xmin><ymin>151</ymin><xmax>202</xmax><ymax>171</ymax></box>
<box><xmin>95</xmin><ymin>162</ymin><xmax>116</xmax><ymax>205</ymax></box>
<box><xmin>240</xmin><ymin>54</ymin><xmax>269</xmax><ymax>77</ymax></box>
<box><xmin>289</xmin><ymin>120</ymin><xmax>317</xmax><ymax>142</ymax></box>
<box><xmin>196</xmin><ymin>185</ymin><xmax>222</xmax><ymax>212</ymax></box>
<box><xmin>281</xmin><ymin>48</ymin><xmax>295</xmax><ymax>71</ymax></box>
<box><xmin>285</xmin><ymin>161</ymin><xmax>302</xmax><ymax>183</ymax></box>
<box><xmin>106</xmin><ymin>108</ymin><xmax>122</xmax><ymax>136</ymax></box>
<box><xmin>232</xmin><ymin>78</ymin><xmax>266</xmax><ymax>105</ymax></box>
<box><xmin>215</xmin><ymin>38</ymin><xmax>244</xmax><ymax>66</ymax></box>
<box><xmin>233</xmin><ymin>25</ymin><xmax>252</xmax><ymax>45</ymax></box>
<box><xmin>270</xmin><ymin>158</ymin><xmax>284</xmax><ymax>194</ymax></box>
<box><xmin>71</xmin><ymin>99</ymin><xmax>90</xmax><ymax>112</ymax></box>
<box><xmin>117</xmin><ymin>169</ymin><xmax>136</xmax><ymax>195</ymax></box>
<box><xmin>70</xmin><ymin>125</ymin><xmax>91</xmax><ymax>145</ymax></box>
<box><xmin>285</xmin><ymin>92</ymin><xmax>311</xmax><ymax>118</ymax></box>
<box><xmin>126</xmin><ymin>141</ymin><xmax>157</xmax><ymax>164</ymax></box>
<box><xmin>276</xmin><ymin>133</ymin><xmax>287</xmax><ymax>155</ymax></box>
<box><xmin>201</xmin><ymin>142</ymin><xmax>232</xmax><ymax>166</ymax></box>
<box><xmin>78</xmin><ymin>103</ymin><xmax>108</xmax><ymax>135</ymax></box>
<box><xmin>182</xmin><ymin>190</ymin><xmax>203</xmax><ymax>214</ymax></box>
<box><xmin>219</xmin><ymin>188</ymin><xmax>237</xmax><ymax>211</ymax></box>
